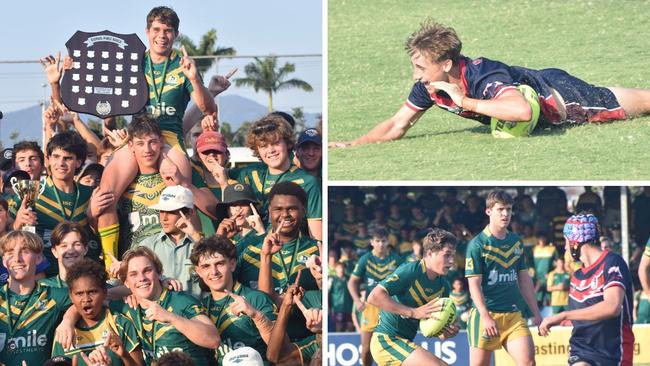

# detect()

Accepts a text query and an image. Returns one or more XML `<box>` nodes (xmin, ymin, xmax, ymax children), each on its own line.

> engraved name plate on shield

<box><xmin>61</xmin><ymin>30</ymin><xmax>148</xmax><ymax>118</ymax></box>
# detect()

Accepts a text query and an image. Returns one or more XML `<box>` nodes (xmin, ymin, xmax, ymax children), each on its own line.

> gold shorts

<box><xmin>467</xmin><ymin>309</ymin><xmax>531</xmax><ymax>350</ymax></box>
<box><xmin>360</xmin><ymin>302</ymin><xmax>380</xmax><ymax>333</ymax></box>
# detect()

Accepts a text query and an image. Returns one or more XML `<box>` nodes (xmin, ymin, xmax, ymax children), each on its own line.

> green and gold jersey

<box><xmin>351</xmin><ymin>251</ymin><xmax>403</xmax><ymax>299</ymax></box>
<box><xmin>337</xmin><ymin>219</ymin><xmax>358</xmax><ymax>238</ymax></box>
<box><xmin>329</xmin><ymin>276</ymin><xmax>352</xmax><ymax>313</ymax></box>
<box><xmin>202</xmin><ymin>282</ymin><xmax>276</xmax><ymax>365</ymax></box>
<box><xmin>39</xmin><ymin>275</ymin><xmax>67</xmax><ymax>288</ymax></box>
<box><xmin>144</xmin><ymin>50</ymin><xmax>194</xmax><ymax>149</ymax></box>
<box><xmin>111</xmin><ymin>289</ymin><xmax>215</xmax><ymax>366</ymax></box>
<box><xmin>52</xmin><ymin>307</ymin><xmax>139</xmax><ymax>366</ymax></box>
<box><xmin>533</xmin><ymin>245</ymin><xmax>557</xmax><ymax>282</ymax></box>
<box><xmin>375</xmin><ymin>260</ymin><xmax>450</xmax><ymax>340</ymax></box>
<box><xmin>450</xmin><ymin>290</ymin><xmax>471</xmax><ymax>312</ymax></box>
<box><xmin>232</xmin><ymin>230</ymin><xmax>264</xmax><ymax>258</ymax></box>
<box><xmin>352</xmin><ymin>234</ymin><xmax>371</xmax><ymax>256</ymax></box>
<box><xmin>117</xmin><ymin>173</ymin><xmax>165</xmax><ymax>254</ymax></box>
<box><xmin>0</xmin><ymin>283</ymin><xmax>71</xmax><ymax>366</ymax></box>
<box><xmin>8</xmin><ymin>179</ymin><xmax>92</xmax><ymax>276</ymax></box>
<box><xmin>236</xmin><ymin>163</ymin><xmax>322</xmax><ymax>221</ymax></box>
<box><xmin>386</xmin><ymin>215</ymin><xmax>406</xmax><ymax>233</ymax></box>
<box><xmin>409</xmin><ymin>215</ymin><xmax>430</xmax><ymax>231</ymax></box>
<box><xmin>237</xmin><ymin>235</ymin><xmax>319</xmax><ymax>292</ymax></box>
<box><xmin>295</xmin><ymin>334</ymin><xmax>319</xmax><ymax>364</ymax></box>
<box><xmin>546</xmin><ymin>270</ymin><xmax>570</xmax><ymax>307</ymax></box>
<box><xmin>465</xmin><ymin>226</ymin><xmax>527</xmax><ymax>313</ymax></box>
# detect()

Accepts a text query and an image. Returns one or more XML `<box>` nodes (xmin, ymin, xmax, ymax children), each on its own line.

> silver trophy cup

<box><xmin>11</xmin><ymin>177</ymin><xmax>46</xmax><ymax>233</ymax></box>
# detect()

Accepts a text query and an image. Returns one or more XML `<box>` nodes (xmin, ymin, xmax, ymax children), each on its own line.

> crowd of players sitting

<box><xmin>0</xmin><ymin>60</ymin><xmax>323</xmax><ymax>366</ymax></box>
<box><xmin>327</xmin><ymin>186</ymin><xmax>650</xmax><ymax>332</ymax></box>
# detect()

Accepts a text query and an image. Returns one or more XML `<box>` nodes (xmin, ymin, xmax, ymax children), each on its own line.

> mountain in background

<box><xmin>1</xmin><ymin>94</ymin><xmax>320</xmax><ymax>148</ymax></box>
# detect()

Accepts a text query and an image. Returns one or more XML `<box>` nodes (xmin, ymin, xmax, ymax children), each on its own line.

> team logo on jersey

<box><xmin>36</xmin><ymin>300</ymin><xmax>48</xmax><ymax>311</ymax></box>
<box><xmin>166</xmin><ymin>75</ymin><xmax>179</xmax><ymax>85</ymax></box>
<box><xmin>298</xmin><ymin>255</ymin><xmax>309</xmax><ymax>264</ymax></box>
<box><xmin>487</xmin><ymin>269</ymin><xmax>517</xmax><ymax>286</ymax></box>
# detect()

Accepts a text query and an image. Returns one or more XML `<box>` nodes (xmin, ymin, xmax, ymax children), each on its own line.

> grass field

<box><xmin>328</xmin><ymin>0</ymin><xmax>650</xmax><ymax>180</ymax></box>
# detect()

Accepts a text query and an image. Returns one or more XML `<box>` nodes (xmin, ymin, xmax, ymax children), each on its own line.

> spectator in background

<box><xmin>450</xmin><ymin>278</ymin><xmax>471</xmax><ymax>329</ymax></box>
<box><xmin>534</xmin><ymin>233</ymin><xmax>557</xmax><ymax>307</ymax></box>
<box><xmin>433</xmin><ymin>203</ymin><xmax>455</xmax><ymax>231</ymax></box>
<box><xmin>546</xmin><ymin>257</ymin><xmax>570</xmax><ymax>314</ymax></box>
<box><xmin>518</xmin><ymin>194</ymin><xmax>538</xmax><ymax>228</ymax></box>
<box><xmin>459</xmin><ymin>194</ymin><xmax>486</xmax><ymax>235</ymax></box>
<box><xmin>409</xmin><ymin>205</ymin><xmax>430</xmax><ymax>231</ymax></box>
<box><xmin>330</xmin><ymin>261</ymin><xmax>354</xmax><ymax>331</ymax></box>
<box><xmin>97</xmin><ymin>137</ymin><xmax>116</xmax><ymax>166</ymax></box>
<box><xmin>336</xmin><ymin>204</ymin><xmax>358</xmax><ymax>241</ymax></box>
<box><xmin>295</xmin><ymin>128</ymin><xmax>322</xmax><ymax>180</ymax></box>
<box><xmin>576</xmin><ymin>186</ymin><xmax>603</xmax><ymax>218</ymax></box>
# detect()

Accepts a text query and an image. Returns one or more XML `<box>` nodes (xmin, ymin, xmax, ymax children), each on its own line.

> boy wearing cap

<box><xmin>295</xmin><ymin>128</ymin><xmax>322</xmax><ymax>180</ymax></box>
<box><xmin>76</xmin><ymin>163</ymin><xmax>104</xmax><ymax>188</ymax></box>
<box><xmin>539</xmin><ymin>213</ymin><xmax>635</xmax><ymax>366</ymax></box>
<box><xmin>137</xmin><ymin>185</ymin><xmax>204</xmax><ymax>298</ymax></box>
<box><xmin>190</xmin><ymin>130</ymin><xmax>238</xmax><ymax>234</ymax></box>
<box><xmin>0</xmin><ymin>231</ymin><xmax>72</xmax><ymax>366</ymax></box>
<box><xmin>240</xmin><ymin>114</ymin><xmax>322</xmax><ymax>240</ymax></box>
<box><xmin>215</xmin><ymin>183</ymin><xmax>265</xmax><ymax>255</ymax></box>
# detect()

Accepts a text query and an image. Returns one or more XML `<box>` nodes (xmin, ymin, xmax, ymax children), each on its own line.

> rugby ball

<box><xmin>490</xmin><ymin>84</ymin><xmax>541</xmax><ymax>138</ymax></box>
<box><xmin>419</xmin><ymin>298</ymin><xmax>457</xmax><ymax>337</ymax></box>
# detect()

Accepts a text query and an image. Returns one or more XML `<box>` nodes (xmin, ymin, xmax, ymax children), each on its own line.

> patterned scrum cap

<box><xmin>563</xmin><ymin>213</ymin><xmax>600</xmax><ymax>244</ymax></box>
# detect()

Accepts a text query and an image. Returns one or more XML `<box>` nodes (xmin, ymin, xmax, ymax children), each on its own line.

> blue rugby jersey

<box><xmin>406</xmin><ymin>56</ymin><xmax>625</xmax><ymax>125</ymax></box>
<box><xmin>569</xmin><ymin>250</ymin><xmax>634</xmax><ymax>365</ymax></box>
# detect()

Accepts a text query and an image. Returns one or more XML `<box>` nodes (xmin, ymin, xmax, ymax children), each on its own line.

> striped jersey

<box><xmin>117</xmin><ymin>172</ymin><xmax>165</xmax><ymax>253</ymax></box>
<box><xmin>0</xmin><ymin>283</ymin><xmax>71</xmax><ymax>366</ymax></box>
<box><xmin>351</xmin><ymin>251</ymin><xmax>403</xmax><ymax>299</ymax></box>
<box><xmin>375</xmin><ymin>260</ymin><xmax>450</xmax><ymax>339</ymax></box>
<box><xmin>465</xmin><ymin>226</ymin><xmax>527</xmax><ymax>312</ymax></box>
<box><xmin>51</xmin><ymin>307</ymin><xmax>139</xmax><ymax>366</ymax></box>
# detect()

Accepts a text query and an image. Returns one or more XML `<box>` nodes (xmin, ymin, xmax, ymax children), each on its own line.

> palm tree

<box><xmin>234</xmin><ymin>57</ymin><xmax>313</xmax><ymax>112</ymax></box>
<box><xmin>174</xmin><ymin>29</ymin><xmax>236</xmax><ymax>75</ymax></box>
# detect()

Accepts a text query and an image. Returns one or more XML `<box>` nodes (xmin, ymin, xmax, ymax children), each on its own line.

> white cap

<box><xmin>149</xmin><ymin>185</ymin><xmax>194</xmax><ymax>211</ymax></box>
<box><xmin>222</xmin><ymin>347</ymin><xmax>264</xmax><ymax>366</ymax></box>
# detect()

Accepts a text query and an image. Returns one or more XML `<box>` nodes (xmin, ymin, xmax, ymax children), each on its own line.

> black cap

<box><xmin>3</xmin><ymin>169</ymin><xmax>31</xmax><ymax>189</ymax></box>
<box><xmin>0</xmin><ymin>148</ymin><xmax>13</xmax><ymax>171</ymax></box>
<box><xmin>78</xmin><ymin>162</ymin><xmax>105</xmax><ymax>178</ymax></box>
<box><xmin>297</xmin><ymin>128</ymin><xmax>321</xmax><ymax>147</ymax></box>
<box><xmin>215</xmin><ymin>183</ymin><xmax>258</xmax><ymax>221</ymax></box>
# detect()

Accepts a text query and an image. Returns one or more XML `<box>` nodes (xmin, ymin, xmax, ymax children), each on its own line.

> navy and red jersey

<box><xmin>406</xmin><ymin>55</ymin><xmax>626</xmax><ymax>126</ymax></box>
<box><xmin>569</xmin><ymin>250</ymin><xmax>634</xmax><ymax>366</ymax></box>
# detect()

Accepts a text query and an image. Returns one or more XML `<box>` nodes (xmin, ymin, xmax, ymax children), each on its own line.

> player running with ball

<box><xmin>367</xmin><ymin>228</ymin><xmax>460</xmax><ymax>366</ymax></box>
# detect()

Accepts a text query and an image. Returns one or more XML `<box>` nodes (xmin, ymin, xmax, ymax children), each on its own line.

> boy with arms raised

<box><xmin>465</xmin><ymin>190</ymin><xmax>541</xmax><ymax>366</ymax></box>
<box><xmin>367</xmin><ymin>229</ymin><xmax>460</xmax><ymax>366</ymax></box>
<box><xmin>51</xmin><ymin>258</ymin><xmax>144</xmax><ymax>366</ymax></box>
<box><xmin>0</xmin><ymin>231</ymin><xmax>72</xmax><ymax>366</ymax></box>
<box><xmin>95</xmin><ymin>6</ymin><xmax>217</xmax><ymax>268</ymax></box>
<box><xmin>347</xmin><ymin>228</ymin><xmax>403</xmax><ymax>366</ymax></box>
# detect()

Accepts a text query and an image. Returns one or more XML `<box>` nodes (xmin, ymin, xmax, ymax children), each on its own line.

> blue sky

<box><xmin>0</xmin><ymin>0</ymin><xmax>322</xmax><ymax>114</ymax></box>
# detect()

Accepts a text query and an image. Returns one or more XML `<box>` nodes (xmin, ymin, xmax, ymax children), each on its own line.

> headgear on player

<box><xmin>563</xmin><ymin>213</ymin><xmax>601</xmax><ymax>261</ymax></box>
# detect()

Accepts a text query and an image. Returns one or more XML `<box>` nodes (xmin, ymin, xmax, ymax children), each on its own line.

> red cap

<box><xmin>196</xmin><ymin>131</ymin><xmax>228</xmax><ymax>153</ymax></box>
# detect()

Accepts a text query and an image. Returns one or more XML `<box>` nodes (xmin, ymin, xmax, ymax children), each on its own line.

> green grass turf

<box><xmin>328</xmin><ymin>0</ymin><xmax>650</xmax><ymax>180</ymax></box>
